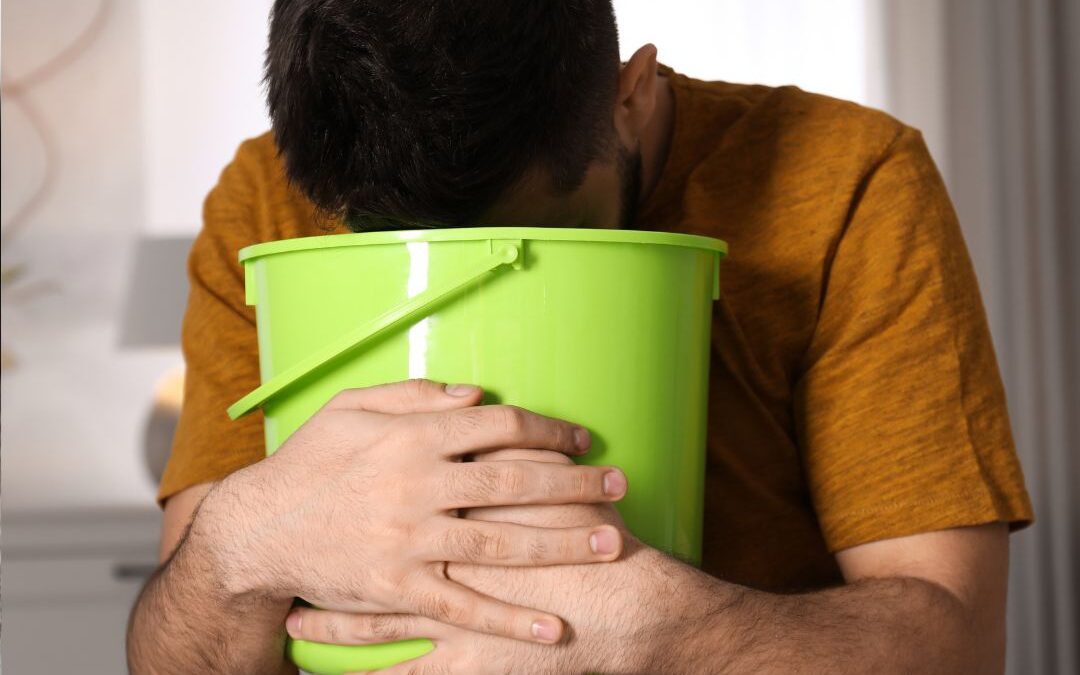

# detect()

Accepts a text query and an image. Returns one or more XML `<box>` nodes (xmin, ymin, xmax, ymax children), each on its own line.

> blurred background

<box><xmin>1</xmin><ymin>1</ymin><xmax>1076</xmax><ymax>673</ymax></box>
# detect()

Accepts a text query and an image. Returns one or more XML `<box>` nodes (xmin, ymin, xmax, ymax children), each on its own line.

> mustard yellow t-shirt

<box><xmin>161</xmin><ymin>67</ymin><xmax>1032</xmax><ymax>592</ymax></box>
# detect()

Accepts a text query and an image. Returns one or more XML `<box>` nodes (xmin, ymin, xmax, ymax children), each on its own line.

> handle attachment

<box><xmin>228</xmin><ymin>242</ymin><xmax>522</xmax><ymax>419</ymax></box>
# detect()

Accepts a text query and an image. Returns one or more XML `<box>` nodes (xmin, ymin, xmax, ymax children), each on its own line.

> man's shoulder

<box><xmin>654</xmin><ymin>73</ymin><xmax>938</xmax><ymax>300</ymax></box>
<box><xmin>672</xmin><ymin>71</ymin><xmax>911</xmax><ymax>185</ymax></box>
<box><xmin>222</xmin><ymin>130</ymin><xmax>292</xmax><ymax>199</ymax></box>
<box><xmin>232</xmin><ymin>130</ymin><xmax>280</xmax><ymax>170</ymax></box>
<box><xmin>210</xmin><ymin>131</ymin><xmax>340</xmax><ymax>242</ymax></box>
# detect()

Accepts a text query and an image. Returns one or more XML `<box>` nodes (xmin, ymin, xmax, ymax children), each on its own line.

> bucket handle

<box><xmin>227</xmin><ymin>241</ymin><xmax>523</xmax><ymax>419</ymax></box>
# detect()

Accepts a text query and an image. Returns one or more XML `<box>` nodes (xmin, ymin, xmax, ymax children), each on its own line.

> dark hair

<box><xmin>266</xmin><ymin>0</ymin><xmax>621</xmax><ymax>231</ymax></box>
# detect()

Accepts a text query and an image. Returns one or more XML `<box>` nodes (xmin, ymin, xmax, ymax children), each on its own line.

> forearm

<box><xmin>652</xmin><ymin>558</ymin><xmax>983</xmax><ymax>675</ymax></box>
<box><xmin>127</xmin><ymin>495</ymin><xmax>295</xmax><ymax>675</ymax></box>
<box><xmin>451</xmin><ymin>453</ymin><xmax>983</xmax><ymax>674</ymax></box>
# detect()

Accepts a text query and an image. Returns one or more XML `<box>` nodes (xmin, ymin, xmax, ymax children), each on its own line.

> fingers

<box><xmin>475</xmin><ymin>447</ymin><xmax>576</xmax><ymax>465</ymax></box>
<box><xmin>406</xmin><ymin>578</ymin><xmax>565</xmax><ymax>644</ymax></box>
<box><xmin>424</xmin><ymin>518</ymin><xmax>623</xmax><ymax>566</ymax></box>
<box><xmin>416</xmin><ymin>405</ymin><xmax>591</xmax><ymax>458</ymax></box>
<box><xmin>325</xmin><ymin>379</ymin><xmax>483</xmax><ymax>414</ymax></box>
<box><xmin>441</xmin><ymin>461</ymin><xmax>627</xmax><ymax>508</ymax></box>
<box><xmin>326</xmin><ymin>385</ymin><xmax>595</xmax><ymax>464</ymax></box>
<box><xmin>285</xmin><ymin>608</ymin><xmax>444</xmax><ymax>645</ymax></box>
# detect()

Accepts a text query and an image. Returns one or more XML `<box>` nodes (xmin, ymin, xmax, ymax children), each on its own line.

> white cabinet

<box><xmin>2</xmin><ymin>508</ymin><xmax>161</xmax><ymax>674</ymax></box>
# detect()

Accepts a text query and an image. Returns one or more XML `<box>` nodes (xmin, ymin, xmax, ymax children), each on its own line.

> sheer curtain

<box><xmin>881</xmin><ymin>1</ymin><xmax>1079</xmax><ymax>673</ymax></box>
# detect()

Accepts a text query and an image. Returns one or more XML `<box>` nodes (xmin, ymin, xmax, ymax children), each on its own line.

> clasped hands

<box><xmin>202</xmin><ymin>379</ymin><xmax>655</xmax><ymax>673</ymax></box>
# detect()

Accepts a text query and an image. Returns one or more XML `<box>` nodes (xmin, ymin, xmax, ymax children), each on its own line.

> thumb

<box><xmin>324</xmin><ymin>378</ymin><xmax>483</xmax><ymax>415</ymax></box>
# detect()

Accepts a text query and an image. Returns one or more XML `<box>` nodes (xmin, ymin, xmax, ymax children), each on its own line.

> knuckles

<box><xmin>437</xmin><ymin>524</ymin><xmax>511</xmax><ymax>563</ymax></box>
<box><xmin>572</xmin><ymin>469</ymin><xmax>594</xmax><ymax>501</ymax></box>
<box><xmin>298</xmin><ymin>611</ymin><xmax>416</xmax><ymax>644</ymax></box>
<box><xmin>448</xmin><ymin>462</ymin><xmax>535</xmax><ymax>505</ymax></box>
<box><xmin>367</xmin><ymin>612</ymin><xmax>412</xmax><ymax>641</ymax></box>
<box><xmin>311</xmin><ymin>613</ymin><xmax>342</xmax><ymax>643</ymax></box>
<box><xmin>450</xmin><ymin>405</ymin><xmax>491</xmax><ymax>438</ymax></box>
<box><xmin>401</xmin><ymin>377</ymin><xmax>438</xmax><ymax>404</ymax></box>
<box><xmin>526</xmin><ymin>533</ymin><xmax>550</xmax><ymax>563</ymax></box>
<box><xmin>493</xmin><ymin>464</ymin><xmax>528</xmax><ymax>499</ymax></box>
<box><xmin>555</xmin><ymin>531</ymin><xmax>580</xmax><ymax>561</ymax></box>
<box><xmin>444</xmin><ymin>464</ymin><xmax>494</xmax><ymax>505</ymax></box>
<box><xmin>411</xmin><ymin>588</ymin><xmax>471</xmax><ymax>626</ymax></box>
<box><xmin>492</xmin><ymin>405</ymin><xmax>529</xmax><ymax>437</ymax></box>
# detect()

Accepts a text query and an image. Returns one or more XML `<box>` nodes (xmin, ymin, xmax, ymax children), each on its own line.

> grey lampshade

<box><xmin>119</xmin><ymin>236</ymin><xmax>194</xmax><ymax>348</ymax></box>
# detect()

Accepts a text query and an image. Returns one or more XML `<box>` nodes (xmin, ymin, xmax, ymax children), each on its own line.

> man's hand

<box><xmin>139</xmin><ymin>379</ymin><xmax>1009</xmax><ymax>674</ymax></box>
<box><xmin>285</xmin><ymin>437</ymin><xmax>1010</xmax><ymax>675</ymax></box>
<box><xmin>192</xmin><ymin>379</ymin><xmax>629</xmax><ymax>645</ymax></box>
<box><xmin>284</xmin><ymin>448</ymin><xmax>661</xmax><ymax>674</ymax></box>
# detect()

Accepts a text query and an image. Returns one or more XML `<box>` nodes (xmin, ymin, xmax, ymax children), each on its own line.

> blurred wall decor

<box><xmin>1</xmin><ymin>0</ymin><xmax>272</xmax><ymax>513</ymax></box>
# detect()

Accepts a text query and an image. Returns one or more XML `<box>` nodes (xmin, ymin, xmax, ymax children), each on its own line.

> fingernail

<box><xmin>286</xmin><ymin>610</ymin><xmax>302</xmax><ymax>638</ymax></box>
<box><xmin>445</xmin><ymin>383</ymin><xmax>479</xmax><ymax>397</ymax></box>
<box><xmin>574</xmin><ymin>427</ymin><xmax>592</xmax><ymax>451</ymax></box>
<box><xmin>602</xmin><ymin>470</ymin><xmax>627</xmax><ymax>497</ymax></box>
<box><xmin>531</xmin><ymin>619</ymin><xmax>560</xmax><ymax>643</ymax></box>
<box><xmin>590</xmin><ymin>527</ymin><xmax>620</xmax><ymax>555</ymax></box>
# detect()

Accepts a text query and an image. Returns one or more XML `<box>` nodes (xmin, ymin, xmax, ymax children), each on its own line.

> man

<box><xmin>128</xmin><ymin>1</ymin><xmax>1033</xmax><ymax>672</ymax></box>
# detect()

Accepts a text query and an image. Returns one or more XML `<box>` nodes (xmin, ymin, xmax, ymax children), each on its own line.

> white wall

<box><xmin>139</xmin><ymin>1</ymin><xmax>272</xmax><ymax>236</ymax></box>
<box><xmin>615</xmin><ymin>0</ymin><xmax>883</xmax><ymax>108</ymax></box>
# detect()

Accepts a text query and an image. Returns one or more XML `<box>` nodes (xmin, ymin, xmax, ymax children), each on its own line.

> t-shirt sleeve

<box><xmin>795</xmin><ymin>126</ymin><xmax>1033</xmax><ymax>552</ymax></box>
<box><xmin>157</xmin><ymin>144</ymin><xmax>267</xmax><ymax>505</ymax></box>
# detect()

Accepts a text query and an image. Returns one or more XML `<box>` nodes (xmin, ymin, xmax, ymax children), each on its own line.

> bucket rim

<box><xmin>238</xmin><ymin>226</ymin><xmax>727</xmax><ymax>263</ymax></box>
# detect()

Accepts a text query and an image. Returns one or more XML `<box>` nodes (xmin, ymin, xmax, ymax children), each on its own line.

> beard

<box><xmin>617</xmin><ymin>145</ymin><xmax>644</xmax><ymax>230</ymax></box>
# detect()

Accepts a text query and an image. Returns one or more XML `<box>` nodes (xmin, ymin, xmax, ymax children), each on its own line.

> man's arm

<box><xmin>288</xmin><ymin>515</ymin><xmax>1008</xmax><ymax>674</ymax></box>
<box><xmin>127</xmin><ymin>379</ymin><xmax>629</xmax><ymax>674</ymax></box>
<box><xmin>651</xmin><ymin>523</ymin><xmax>1007</xmax><ymax>674</ymax></box>
<box><xmin>128</xmin><ymin>483</ymin><xmax>297</xmax><ymax>675</ymax></box>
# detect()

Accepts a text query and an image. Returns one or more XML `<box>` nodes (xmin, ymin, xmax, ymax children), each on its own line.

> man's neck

<box><xmin>638</xmin><ymin>74</ymin><xmax>675</xmax><ymax>205</ymax></box>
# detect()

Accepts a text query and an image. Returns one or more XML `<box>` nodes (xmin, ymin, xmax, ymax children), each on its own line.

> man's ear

<box><xmin>613</xmin><ymin>44</ymin><xmax>659</xmax><ymax>148</ymax></box>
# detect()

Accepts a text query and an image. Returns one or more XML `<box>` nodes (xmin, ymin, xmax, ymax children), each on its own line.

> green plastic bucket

<box><xmin>229</xmin><ymin>226</ymin><xmax>726</xmax><ymax>674</ymax></box>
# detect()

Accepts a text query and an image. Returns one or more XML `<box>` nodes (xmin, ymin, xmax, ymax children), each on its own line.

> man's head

<box><xmin>266</xmin><ymin>0</ymin><xmax>660</xmax><ymax>231</ymax></box>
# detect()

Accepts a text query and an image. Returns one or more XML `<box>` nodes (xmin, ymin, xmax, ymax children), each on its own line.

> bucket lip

<box><xmin>238</xmin><ymin>226</ymin><xmax>727</xmax><ymax>263</ymax></box>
